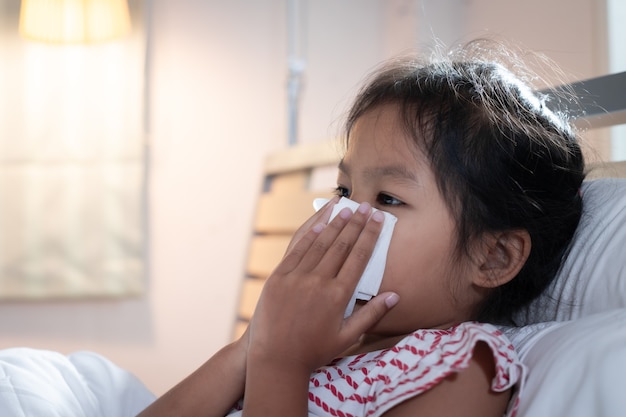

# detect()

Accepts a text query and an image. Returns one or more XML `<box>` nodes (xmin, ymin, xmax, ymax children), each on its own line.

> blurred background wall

<box><xmin>0</xmin><ymin>0</ymin><xmax>617</xmax><ymax>396</ymax></box>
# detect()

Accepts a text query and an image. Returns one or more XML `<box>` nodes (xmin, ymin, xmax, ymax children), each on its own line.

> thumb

<box><xmin>343</xmin><ymin>292</ymin><xmax>399</xmax><ymax>336</ymax></box>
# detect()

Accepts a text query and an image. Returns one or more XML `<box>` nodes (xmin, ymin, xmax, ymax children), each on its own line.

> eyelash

<box><xmin>333</xmin><ymin>186</ymin><xmax>405</xmax><ymax>206</ymax></box>
<box><xmin>334</xmin><ymin>186</ymin><xmax>350</xmax><ymax>198</ymax></box>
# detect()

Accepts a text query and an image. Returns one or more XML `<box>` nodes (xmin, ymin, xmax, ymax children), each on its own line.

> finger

<box><xmin>279</xmin><ymin>196</ymin><xmax>340</xmax><ymax>272</ymax></box>
<box><xmin>274</xmin><ymin>219</ymin><xmax>327</xmax><ymax>274</ymax></box>
<box><xmin>341</xmin><ymin>292</ymin><xmax>399</xmax><ymax>344</ymax></box>
<box><xmin>294</xmin><ymin>206</ymin><xmax>356</xmax><ymax>273</ymax></box>
<box><xmin>316</xmin><ymin>203</ymin><xmax>381</xmax><ymax>280</ymax></box>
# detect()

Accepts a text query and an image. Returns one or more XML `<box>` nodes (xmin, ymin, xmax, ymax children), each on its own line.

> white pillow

<box><xmin>502</xmin><ymin>308</ymin><xmax>626</xmax><ymax>417</ymax></box>
<box><xmin>515</xmin><ymin>178</ymin><xmax>626</xmax><ymax>324</ymax></box>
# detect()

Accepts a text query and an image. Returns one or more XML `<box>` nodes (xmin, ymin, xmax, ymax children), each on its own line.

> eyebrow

<box><xmin>338</xmin><ymin>159</ymin><xmax>420</xmax><ymax>184</ymax></box>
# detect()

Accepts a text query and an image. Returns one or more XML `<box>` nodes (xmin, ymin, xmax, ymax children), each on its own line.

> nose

<box><xmin>343</xmin><ymin>193</ymin><xmax>376</xmax><ymax>210</ymax></box>
<box><xmin>343</xmin><ymin>192</ymin><xmax>362</xmax><ymax>204</ymax></box>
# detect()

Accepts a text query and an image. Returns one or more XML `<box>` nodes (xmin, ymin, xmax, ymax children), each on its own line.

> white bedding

<box><xmin>515</xmin><ymin>178</ymin><xmax>626</xmax><ymax>323</ymax></box>
<box><xmin>502</xmin><ymin>308</ymin><xmax>626</xmax><ymax>417</ymax></box>
<box><xmin>502</xmin><ymin>178</ymin><xmax>626</xmax><ymax>416</ymax></box>
<box><xmin>0</xmin><ymin>348</ymin><xmax>155</xmax><ymax>417</ymax></box>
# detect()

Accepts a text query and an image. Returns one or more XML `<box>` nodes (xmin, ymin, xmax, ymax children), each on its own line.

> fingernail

<box><xmin>371</xmin><ymin>211</ymin><xmax>384</xmax><ymax>223</ymax></box>
<box><xmin>385</xmin><ymin>293</ymin><xmax>400</xmax><ymax>308</ymax></box>
<box><xmin>339</xmin><ymin>207</ymin><xmax>353</xmax><ymax>219</ymax></box>
<box><xmin>312</xmin><ymin>223</ymin><xmax>325</xmax><ymax>233</ymax></box>
<box><xmin>357</xmin><ymin>202</ymin><xmax>371</xmax><ymax>214</ymax></box>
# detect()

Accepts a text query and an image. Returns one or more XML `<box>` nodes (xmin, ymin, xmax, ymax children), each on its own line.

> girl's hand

<box><xmin>247</xmin><ymin>201</ymin><xmax>399</xmax><ymax>374</ymax></box>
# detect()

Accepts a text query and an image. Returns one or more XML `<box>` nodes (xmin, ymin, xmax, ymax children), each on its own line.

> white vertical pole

<box><xmin>286</xmin><ymin>0</ymin><xmax>306</xmax><ymax>146</ymax></box>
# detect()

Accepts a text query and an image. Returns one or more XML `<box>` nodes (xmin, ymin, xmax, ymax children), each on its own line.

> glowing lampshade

<box><xmin>19</xmin><ymin>0</ymin><xmax>131</xmax><ymax>43</ymax></box>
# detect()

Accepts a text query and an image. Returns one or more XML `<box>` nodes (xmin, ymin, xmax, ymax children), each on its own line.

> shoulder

<box><xmin>308</xmin><ymin>322</ymin><xmax>525</xmax><ymax>417</ymax></box>
<box><xmin>376</xmin><ymin>323</ymin><xmax>523</xmax><ymax>415</ymax></box>
<box><xmin>381</xmin><ymin>342</ymin><xmax>513</xmax><ymax>417</ymax></box>
<box><xmin>378</xmin><ymin>322</ymin><xmax>524</xmax><ymax>417</ymax></box>
<box><xmin>392</xmin><ymin>322</ymin><xmax>522</xmax><ymax>379</ymax></box>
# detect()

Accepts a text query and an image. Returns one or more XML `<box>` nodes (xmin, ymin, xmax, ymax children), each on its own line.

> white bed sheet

<box><xmin>0</xmin><ymin>347</ymin><xmax>155</xmax><ymax>417</ymax></box>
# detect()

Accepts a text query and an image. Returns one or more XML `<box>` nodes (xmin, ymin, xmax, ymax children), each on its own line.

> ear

<box><xmin>472</xmin><ymin>229</ymin><xmax>531</xmax><ymax>289</ymax></box>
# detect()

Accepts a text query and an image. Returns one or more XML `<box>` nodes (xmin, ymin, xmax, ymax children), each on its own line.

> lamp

<box><xmin>19</xmin><ymin>0</ymin><xmax>131</xmax><ymax>43</ymax></box>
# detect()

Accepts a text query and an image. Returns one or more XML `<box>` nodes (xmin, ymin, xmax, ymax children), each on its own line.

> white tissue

<box><xmin>313</xmin><ymin>197</ymin><xmax>397</xmax><ymax>317</ymax></box>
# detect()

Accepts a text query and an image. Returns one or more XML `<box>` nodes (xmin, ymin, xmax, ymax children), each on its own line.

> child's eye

<box><xmin>334</xmin><ymin>186</ymin><xmax>350</xmax><ymax>198</ymax></box>
<box><xmin>377</xmin><ymin>193</ymin><xmax>404</xmax><ymax>206</ymax></box>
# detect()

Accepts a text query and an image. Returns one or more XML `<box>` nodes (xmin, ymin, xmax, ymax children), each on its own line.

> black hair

<box><xmin>344</xmin><ymin>40</ymin><xmax>585</xmax><ymax>325</ymax></box>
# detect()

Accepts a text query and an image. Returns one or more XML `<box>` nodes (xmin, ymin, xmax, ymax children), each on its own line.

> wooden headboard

<box><xmin>233</xmin><ymin>140</ymin><xmax>341</xmax><ymax>339</ymax></box>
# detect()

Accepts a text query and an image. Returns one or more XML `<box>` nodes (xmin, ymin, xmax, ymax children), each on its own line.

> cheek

<box><xmin>380</xmin><ymin>226</ymin><xmax>457</xmax><ymax>291</ymax></box>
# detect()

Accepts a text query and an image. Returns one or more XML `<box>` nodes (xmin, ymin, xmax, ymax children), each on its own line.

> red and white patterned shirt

<box><xmin>228</xmin><ymin>322</ymin><xmax>525</xmax><ymax>417</ymax></box>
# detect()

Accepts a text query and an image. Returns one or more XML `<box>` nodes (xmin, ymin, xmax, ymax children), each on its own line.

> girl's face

<box><xmin>338</xmin><ymin>104</ymin><xmax>484</xmax><ymax>335</ymax></box>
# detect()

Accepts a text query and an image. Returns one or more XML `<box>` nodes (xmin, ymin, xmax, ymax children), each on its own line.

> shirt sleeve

<box><xmin>366</xmin><ymin>322</ymin><xmax>526</xmax><ymax>417</ymax></box>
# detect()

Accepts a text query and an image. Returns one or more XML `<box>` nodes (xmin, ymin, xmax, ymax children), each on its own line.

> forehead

<box><xmin>343</xmin><ymin>104</ymin><xmax>424</xmax><ymax>169</ymax></box>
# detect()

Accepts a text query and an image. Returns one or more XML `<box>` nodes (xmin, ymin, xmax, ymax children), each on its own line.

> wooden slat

<box><xmin>237</xmin><ymin>278</ymin><xmax>265</xmax><ymax>320</ymax></box>
<box><xmin>254</xmin><ymin>191</ymin><xmax>333</xmax><ymax>233</ymax></box>
<box><xmin>264</xmin><ymin>140</ymin><xmax>341</xmax><ymax>175</ymax></box>
<box><xmin>246</xmin><ymin>235</ymin><xmax>291</xmax><ymax>277</ymax></box>
<box><xmin>269</xmin><ymin>171</ymin><xmax>309</xmax><ymax>195</ymax></box>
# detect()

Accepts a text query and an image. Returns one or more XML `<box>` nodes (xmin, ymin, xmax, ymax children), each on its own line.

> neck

<box><xmin>341</xmin><ymin>333</ymin><xmax>411</xmax><ymax>357</ymax></box>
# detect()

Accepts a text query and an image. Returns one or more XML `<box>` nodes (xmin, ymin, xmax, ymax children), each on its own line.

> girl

<box><xmin>139</xmin><ymin>40</ymin><xmax>585</xmax><ymax>417</ymax></box>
